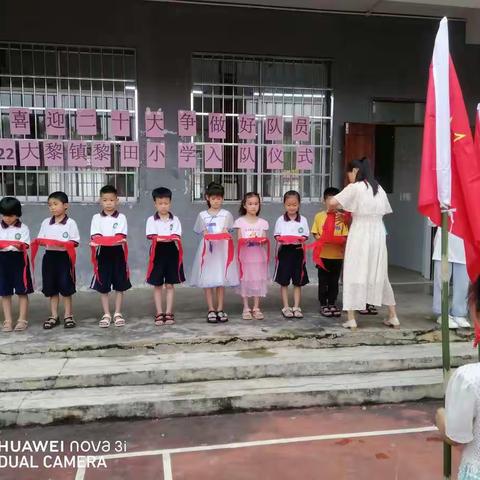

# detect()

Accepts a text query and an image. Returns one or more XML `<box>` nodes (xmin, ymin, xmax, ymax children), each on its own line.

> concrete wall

<box><xmin>1</xmin><ymin>0</ymin><xmax>480</xmax><ymax>286</ymax></box>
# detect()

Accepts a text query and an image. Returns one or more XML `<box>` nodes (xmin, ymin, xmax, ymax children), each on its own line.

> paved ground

<box><xmin>0</xmin><ymin>402</ymin><xmax>461</xmax><ymax>480</ymax></box>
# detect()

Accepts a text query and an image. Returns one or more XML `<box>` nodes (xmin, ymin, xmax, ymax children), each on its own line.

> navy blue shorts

<box><xmin>42</xmin><ymin>250</ymin><xmax>76</xmax><ymax>297</ymax></box>
<box><xmin>147</xmin><ymin>242</ymin><xmax>185</xmax><ymax>286</ymax></box>
<box><xmin>274</xmin><ymin>244</ymin><xmax>309</xmax><ymax>287</ymax></box>
<box><xmin>91</xmin><ymin>245</ymin><xmax>131</xmax><ymax>294</ymax></box>
<box><xmin>0</xmin><ymin>251</ymin><xmax>33</xmax><ymax>296</ymax></box>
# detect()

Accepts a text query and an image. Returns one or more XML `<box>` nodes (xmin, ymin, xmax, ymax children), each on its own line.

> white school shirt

<box><xmin>38</xmin><ymin>216</ymin><xmax>80</xmax><ymax>251</ymax></box>
<box><xmin>445</xmin><ymin>363</ymin><xmax>480</xmax><ymax>473</ymax></box>
<box><xmin>273</xmin><ymin>214</ymin><xmax>310</xmax><ymax>238</ymax></box>
<box><xmin>193</xmin><ymin>209</ymin><xmax>234</xmax><ymax>234</ymax></box>
<box><xmin>90</xmin><ymin>211</ymin><xmax>128</xmax><ymax>238</ymax></box>
<box><xmin>0</xmin><ymin>220</ymin><xmax>30</xmax><ymax>251</ymax></box>
<box><xmin>146</xmin><ymin>212</ymin><xmax>182</xmax><ymax>237</ymax></box>
<box><xmin>432</xmin><ymin>228</ymin><xmax>466</xmax><ymax>264</ymax></box>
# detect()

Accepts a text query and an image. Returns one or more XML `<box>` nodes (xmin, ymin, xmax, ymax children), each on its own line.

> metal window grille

<box><xmin>0</xmin><ymin>42</ymin><xmax>138</xmax><ymax>202</ymax></box>
<box><xmin>191</xmin><ymin>54</ymin><xmax>333</xmax><ymax>203</ymax></box>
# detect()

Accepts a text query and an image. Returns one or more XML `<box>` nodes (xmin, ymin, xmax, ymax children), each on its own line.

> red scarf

<box><xmin>200</xmin><ymin>232</ymin><xmax>234</xmax><ymax>277</ymax></box>
<box><xmin>90</xmin><ymin>234</ymin><xmax>129</xmax><ymax>285</ymax></box>
<box><xmin>31</xmin><ymin>238</ymin><xmax>77</xmax><ymax>282</ymax></box>
<box><xmin>275</xmin><ymin>235</ymin><xmax>308</xmax><ymax>282</ymax></box>
<box><xmin>146</xmin><ymin>235</ymin><xmax>183</xmax><ymax>282</ymax></box>
<box><xmin>237</xmin><ymin>237</ymin><xmax>270</xmax><ymax>280</ymax></box>
<box><xmin>305</xmin><ymin>212</ymin><xmax>350</xmax><ymax>270</ymax></box>
<box><xmin>0</xmin><ymin>240</ymin><xmax>29</xmax><ymax>288</ymax></box>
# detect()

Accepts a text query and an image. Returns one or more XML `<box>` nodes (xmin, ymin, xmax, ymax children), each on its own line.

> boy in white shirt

<box><xmin>0</xmin><ymin>197</ymin><xmax>33</xmax><ymax>332</ymax></box>
<box><xmin>90</xmin><ymin>185</ymin><xmax>131</xmax><ymax>328</ymax></box>
<box><xmin>146</xmin><ymin>187</ymin><xmax>185</xmax><ymax>326</ymax></box>
<box><xmin>37</xmin><ymin>192</ymin><xmax>80</xmax><ymax>329</ymax></box>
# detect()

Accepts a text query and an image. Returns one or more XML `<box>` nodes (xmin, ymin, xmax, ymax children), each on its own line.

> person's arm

<box><xmin>435</xmin><ymin>408</ymin><xmax>461</xmax><ymax>446</ymax></box>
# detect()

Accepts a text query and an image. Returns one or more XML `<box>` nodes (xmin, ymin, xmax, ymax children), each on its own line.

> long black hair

<box><xmin>347</xmin><ymin>157</ymin><xmax>379</xmax><ymax>196</ymax></box>
<box><xmin>239</xmin><ymin>192</ymin><xmax>261</xmax><ymax>216</ymax></box>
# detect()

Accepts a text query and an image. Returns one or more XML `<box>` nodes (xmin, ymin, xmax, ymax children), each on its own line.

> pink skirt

<box><xmin>237</xmin><ymin>243</ymin><xmax>269</xmax><ymax>298</ymax></box>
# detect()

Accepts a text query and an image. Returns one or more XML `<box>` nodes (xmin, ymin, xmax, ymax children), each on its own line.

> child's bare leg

<box><xmin>1</xmin><ymin>296</ymin><xmax>13</xmax><ymax>326</ymax></box>
<box><xmin>63</xmin><ymin>295</ymin><xmax>72</xmax><ymax>317</ymax></box>
<box><xmin>347</xmin><ymin>310</ymin><xmax>356</xmax><ymax>321</ymax></box>
<box><xmin>100</xmin><ymin>293</ymin><xmax>110</xmax><ymax>316</ymax></box>
<box><xmin>50</xmin><ymin>294</ymin><xmax>60</xmax><ymax>318</ymax></box>
<box><xmin>253</xmin><ymin>296</ymin><xmax>260</xmax><ymax>310</ymax></box>
<box><xmin>18</xmin><ymin>295</ymin><xmax>28</xmax><ymax>322</ymax></box>
<box><xmin>243</xmin><ymin>296</ymin><xmax>250</xmax><ymax>310</ymax></box>
<box><xmin>293</xmin><ymin>286</ymin><xmax>301</xmax><ymax>309</ymax></box>
<box><xmin>165</xmin><ymin>284</ymin><xmax>175</xmax><ymax>313</ymax></box>
<box><xmin>204</xmin><ymin>288</ymin><xmax>214</xmax><ymax>311</ymax></box>
<box><xmin>388</xmin><ymin>305</ymin><xmax>397</xmax><ymax>320</ymax></box>
<box><xmin>216</xmin><ymin>287</ymin><xmax>225</xmax><ymax>311</ymax></box>
<box><xmin>114</xmin><ymin>291</ymin><xmax>124</xmax><ymax>315</ymax></box>
<box><xmin>153</xmin><ymin>286</ymin><xmax>163</xmax><ymax>315</ymax></box>
<box><xmin>281</xmin><ymin>286</ymin><xmax>289</xmax><ymax>309</ymax></box>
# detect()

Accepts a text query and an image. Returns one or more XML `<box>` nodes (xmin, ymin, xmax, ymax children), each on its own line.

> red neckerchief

<box><xmin>0</xmin><ymin>240</ymin><xmax>29</xmax><ymax>288</ymax></box>
<box><xmin>237</xmin><ymin>237</ymin><xmax>270</xmax><ymax>280</ymax></box>
<box><xmin>146</xmin><ymin>234</ymin><xmax>183</xmax><ymax>282</ymax></box>
<box><xmin>305</xmin><ymin>212</ymin><xmax>350</xmax><ymax>270</ymax></box>
<box><xmin>201</xmin><ymin>232</ymin><xmax>234</xmax><ymax>277</ymax></box>
<box><xmin>31</xmin><ymin>238</ymin><xmax>77</xmax><ymax>284</ymax></box>
<box><xmin>90</xmin><ymin>234</ymin><xmax>129</xmax><ymax>284</ymax></box>
<box><xmin>275</xmin><ymin>235</ymin><xmax>308</xmax><ymax>282</ymax></box>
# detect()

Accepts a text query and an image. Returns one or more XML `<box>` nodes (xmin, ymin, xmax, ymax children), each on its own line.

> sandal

<box><xmin>14</xmin><ymin>319</ymin><xmax>28</xmax><ymax>331</ymax></box>
<box><xmin>154</xmin><ymin>313</ymin><xmax>165</xmax><ymax>326</ymax></box>
<box><xmin>342</xmin><ymin>319</ymin><xmax>358</xmax><ymax>330</ymax></box>
<box><xmin>292</xmin><ymin>307</ymin><xmax>304</xmax><ymax>319</ymax></box>
<box><xmin>358</xmin><ymin>304</ymin><xmax>378</xmax><ymax>315</ymax></box>
<box><xmin>63</xmin><ymin>316</ymin><xmax>76</xmax><ymax>329</ymax></box>
<box><xmin>383</xmin><ymin>317</ymin><xmax>400</xmax><ymax>329</ymax></box>
<box><xmin>252</xmin><ymin>308</ymin><xmax>264</xmax><ymax>320</ymax></box>
<box><xmin>99</xmin><ymin>314</ymin><xmax>112</xmax><ymax>328</ymax></box>
<box><xmin>2</xmin><ymin>320</ymin><xmax>13</xmax><ymax>332</ymax></box>
<box><xmin>43</xmin><ymin>316</ymin><xmax>60</xmax><ymax>330</ymax></box>
<box><xmin>164</xmin><ymin>313</ymin><xmax>175</xmax><ymax>325</ymax></box>
<box><xmin>242</xmin><ymin>309</ymin><xmax>253</xmax><ymax>320</ymax></box>
<box><xmin>330</xmin><ymin>305</ymin><xmax>342</xmax><ymax>318</ymax></box>
<box><xmin>207</xmin><ymin>310</ymin><xmax>218</xmax><ymax>324</ymax></box>
<box><xmin>320</xmin><ymin>306</ymin><xmax>333</xmax><ymax>318</ymax></box>
<box><xmin>216</xmin><ymin>310</ymin><xmax>229</xmax><ymax>323</ymax></box>
<box><xmin>282</xmin><ymin>307</ymin><xmax>294</xmax><ymax>318</ymax></box>
<box><xmin>113</xmin><ymin>313</ymin><xmax>125</xmax><ymax>327</ymax></box>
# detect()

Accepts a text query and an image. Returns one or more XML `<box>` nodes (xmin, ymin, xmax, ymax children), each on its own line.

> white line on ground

<box><xmin>99</xmin><ymin>425</ymin><xmax>438</xmax><ymax>461</ymax></box>
<box><xmin>74</xmin><ymin>466</ymin><xmax>86</xmax><ymax>480</ymax></box>
<box><xmin>163</xmin><ymin>453</ymin><xmax>173</xmax><ymax>480</ymax></box>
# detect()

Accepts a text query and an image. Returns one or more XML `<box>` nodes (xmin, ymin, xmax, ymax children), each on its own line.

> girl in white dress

<box><xmin>327</xmin><ymin>157</ymin><xmax>400</xmax><ymax>330</ymax></box>
<box><xmin>189</xmin><ymin>182</ymin><xmax>239</xmax><ymax>323</ymax></box>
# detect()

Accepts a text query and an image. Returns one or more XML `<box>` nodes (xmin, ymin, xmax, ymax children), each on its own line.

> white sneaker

<box><xmin>436</xmin><ymin>315</ymin><xmax>458</xmax><ymax>329</ymax></box>
<box><xmin>452</xmin><ymin>317</ymin><xmax>471</xmax><ymax>328</ymax></box>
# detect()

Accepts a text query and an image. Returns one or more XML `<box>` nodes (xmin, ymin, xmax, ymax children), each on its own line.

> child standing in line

<box><xmin>311</xmin><ymin>187</ymin><xmax>349</xmax><ymax>318</ymax></box>
<box><xmin>233</xmin><ymin>192</ymin><xmax>269</xmax><ymax>320</ymax></box>
<box><xmin>274</xmin><ymin>190</ymin><xmax>310</xmax><ymax>319</ymax></box>
<box><xmin>90</xmin><ymin>185</ymin><xmax>131</xmax><ymax>328</ymax></box>
<box><xmin>37</xmin><ymin>192</ymin><xmax>80</xmax><ymax>329</ymax></box>
<box><xmin>189</xmin><ymin>182</ymin><xmax>238</xmax><ymax>324</ymax></box>
<box><xmin>0</xmin><ymin>197</ymin><xmax>33</xmax><ymax>332</ymax></box>
<box><xmin>146</xmin><ymin>187</ymin><xmax>185</xmax><ymax>326</ymax></box>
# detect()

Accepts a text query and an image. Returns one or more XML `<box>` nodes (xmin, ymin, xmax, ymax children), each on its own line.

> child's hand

<box><xmin>89</xmin><ymin>241</ymin><xmax>98</xmax><ymax>247</ymax></box>
<box><xmin>335</xmin><ymin>212</ymin><xmax>345</xmax><ymax>223</ymax></box>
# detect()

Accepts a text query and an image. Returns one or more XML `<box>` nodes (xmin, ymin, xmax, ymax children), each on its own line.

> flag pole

<box><xmin>441</xmin><ymin>211</ymin><xmax>451</xmax><ymax>480</ymax></box>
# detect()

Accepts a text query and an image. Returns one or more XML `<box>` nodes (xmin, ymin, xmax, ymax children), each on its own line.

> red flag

<box><xmin>419</xmin><ymin>55</ymin><xmax>480</xmax><ymax>283</ymax></box>
<box><xmin>475</xmin><ymin>104</ymin><xmax>480</xmax><ymax>161</ymax></box>
<box><xmin>419</xmin><ymin>18</ymin><xmax>480</xmax><ymax>346</ymax></box>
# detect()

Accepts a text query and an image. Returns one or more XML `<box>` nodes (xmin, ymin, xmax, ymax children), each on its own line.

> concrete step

<box><xmin>0</xmin><ymin>368</ymin><xmax>445</xmax><ymax>427</ymax></box>
<box><xmin>0</xmin><ymin>343</ymin><xmax>475</xmax><ymax>392</ymax></box>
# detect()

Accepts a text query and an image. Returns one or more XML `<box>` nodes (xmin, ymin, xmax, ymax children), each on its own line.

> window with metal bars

<box><xmin>191</xmin><ymin>54</ymin><xmax>333</xmax><ymax>203</ymax></box>
<box><xmin>0</xmin><ymin>42</ymin><xmax>138</xmax><ymax>202</ymax></box>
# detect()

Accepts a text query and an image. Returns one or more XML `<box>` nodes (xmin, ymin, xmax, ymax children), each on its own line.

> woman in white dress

<box><xmin>327</xmin><ymin>157</ymin><xmax>400</xmax><ymax>329</ymax></box>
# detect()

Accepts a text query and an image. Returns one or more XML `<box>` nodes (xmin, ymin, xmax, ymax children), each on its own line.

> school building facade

<box><xmin>1</xmin><ymin>0</ymin><xmax>480</xmax><ymax>288</ymax></box>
